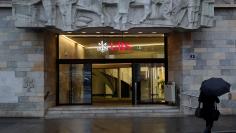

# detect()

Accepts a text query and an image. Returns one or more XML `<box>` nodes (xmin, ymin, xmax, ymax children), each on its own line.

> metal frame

<box><xmin>56</xmin><ymin>34</ymin><xmax>168</xmax><ymax>106</ymax></box>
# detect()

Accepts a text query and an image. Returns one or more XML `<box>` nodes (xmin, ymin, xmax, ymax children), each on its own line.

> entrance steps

<box><xmin>45</xmin><ymin>105</ymin><xmax>182</xmax><ymax>118</ymax></box>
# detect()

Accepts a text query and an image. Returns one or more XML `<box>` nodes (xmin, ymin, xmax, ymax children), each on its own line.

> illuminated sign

<box><xmin>97</xmin><ymin>41</ymin><xmax>109</xmax><ymax>53</ymax></box>
<box><xmin>97</xmin><ymin>41</ymin><xmax>132</xmax><ymax>53</ymax></box>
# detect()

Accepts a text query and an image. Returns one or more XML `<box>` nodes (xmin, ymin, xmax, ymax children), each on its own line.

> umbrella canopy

<box><xmin>200</xmin><ymin>77</ymin><xmax>230</xmax><ymax>96</ymax></box>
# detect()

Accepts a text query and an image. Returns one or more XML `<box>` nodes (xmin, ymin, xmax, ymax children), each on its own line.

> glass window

<box><xmin>59</xmin><ymin>35</ymin><xmax>165</xmax><ymax>59</ymax></box>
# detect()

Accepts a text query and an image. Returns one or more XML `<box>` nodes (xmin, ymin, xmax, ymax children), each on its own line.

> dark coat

<box><xmin>198</xmin><ymin>91</ymin><xmax>220</xmax><ymax>120</ymax></box>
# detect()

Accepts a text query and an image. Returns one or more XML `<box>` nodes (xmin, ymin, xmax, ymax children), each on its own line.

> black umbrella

<box><xmin>200</xmin><ymin>77</ymin><xmax>230</xmax><ymax>96</ymax></box>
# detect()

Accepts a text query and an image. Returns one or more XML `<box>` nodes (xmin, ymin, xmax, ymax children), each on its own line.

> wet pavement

<box><xmin>0</xmin><ymin>116</ymin><xmax>236</xmax><ymax>133</ymax></box>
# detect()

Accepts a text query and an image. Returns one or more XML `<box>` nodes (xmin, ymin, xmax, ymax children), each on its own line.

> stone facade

<box><xmin>172</xmin><ymin>7</ymin><xmax>236</xmax><ymax>115</ymax></box>
<box><xmin>0</xmin><ymin>8</ymin><xmax>45</xmax><ymax>117</ymax></box>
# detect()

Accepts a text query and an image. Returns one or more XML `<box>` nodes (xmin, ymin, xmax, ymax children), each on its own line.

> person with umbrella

<box><xmin>198</xmin><ymin>90</ymin><xmax>219</xmax><ymax>133</ymax></box>
<box><xmin>197</xmin><ymin>77</ymin><xmax>230</xmax><ymax>133</ymax></box>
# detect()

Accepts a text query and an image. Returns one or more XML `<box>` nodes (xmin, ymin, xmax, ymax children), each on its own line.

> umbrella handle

<box><xmin>215</xmin><ymin>103</ymin><xmax>218</xmax><ymax>110</ymax></box>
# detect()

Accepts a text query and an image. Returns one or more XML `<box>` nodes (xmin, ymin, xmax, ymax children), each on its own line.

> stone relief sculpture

<box><xmin>131</xmin><ymin>0</ymin><xmax>152</xmax><ymax>23</ymax></box>
<box><xmin>171</xmin><ymin>0</ymin><xmax>188</xmax><ymax>27</ymax></box>
<box><xmin>187</xmin><ymin>0</ymin><xmax>201</xmax><ymax>28</ymax></box>
<box><xmin>215</xmin><ymin>0</ymin><xmax>234</xmax><ymax>4</ymax></box>
<box><xmin>201</xmin><ymin>0</ymin><xmax>214</xmax><ymax>27</ymax></box>
<box><xmin>73</xmin><ymin>0</ymin><xmax>105</xmax><ymax>28</ymax></box>
<box><xmin>114</xmin><ymin>0</ymin><xmax>133</xmax><ymax>30</ymax></box>
<box><xmin>41</xmin><ymin>0</ymin><xmax>55</xmax><ymax>25</ymax></box>
<box><xmin>12</xmin><ymin>0</ymin><xmax>215</xmax><ymax>31</ymax></box>
<box><xmin>57</xmin><ymin>0</ymin><xmax>77</xmax><ymax>31</ymax></box>
<box><xmin>151</xmin><ymin>0</ymin><xmax>173</xmax><ymax>20</ymax></box>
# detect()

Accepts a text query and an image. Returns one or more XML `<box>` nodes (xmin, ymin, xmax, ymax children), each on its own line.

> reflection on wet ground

<box><xmin>0</xmin><ymin>116</ymin><xmax>236</xmax><ymax>133</ymax></box>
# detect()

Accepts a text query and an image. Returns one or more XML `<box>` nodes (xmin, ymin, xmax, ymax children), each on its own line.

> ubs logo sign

<box><xmin>97</xmin><ymin>41</ymin><xmax>132</xmax><ymax>53</ymax></box>
<box><xmin>97</xmin><ymin>41</ymin><xmax>109</xmax><ymax>53</ymax></box>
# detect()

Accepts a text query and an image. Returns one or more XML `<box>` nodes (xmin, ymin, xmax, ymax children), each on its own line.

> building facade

<box><xmin>0</xmin><ymin>0</ymin><xmax>236</xmax><ymax>117</ymax></box>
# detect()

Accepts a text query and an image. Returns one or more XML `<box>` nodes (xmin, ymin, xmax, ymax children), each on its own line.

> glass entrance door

<box><xmin>92</xmin><ymin>63</ymin><xmax>132</xmax><ymax>105</ymax></box>
<box><xmin>57</xmin><ymin>61</ymin><xmax>166</xmax><ymax>105</ymax></box>
<box><xmin>133</xmin><ymin>63</ymin><xmax>165</xmax><ymax>104</ymax></box>
<box><xmin>58</xmin><ymin>64</ymin><xmax>92</xmax><ymax>105</ymax></box>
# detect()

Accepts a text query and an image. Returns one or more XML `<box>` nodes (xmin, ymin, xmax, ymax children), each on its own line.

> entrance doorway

<box><xmin>134</xmin><ymin>63</ymin><xmax>165</xmax><ymax>104</ymax></box>
<box><xmin>92</xmin><ymin>63</ymin><xmax>132</xmax><ymax>105</ymax></box>
<box><xmin>58</xmin><ymin>61</ymin><xmax>166</xmax><ymax>105</ymax></box>
<box><xmin>57</xmin><ymin>33</ymin><xmax>167</xmax><ymax>105</ymax></box>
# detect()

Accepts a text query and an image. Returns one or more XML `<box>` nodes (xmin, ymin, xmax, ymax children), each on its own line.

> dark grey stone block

<box><xmin>18</xmin><ymin>96</ymin><xmax>29</xmax><ymax>103</ymax></box>
<box><xmin>227</xmin><ymin>40</ymin><xmax>235</xmax><ymax>45</ymax></box>
<box><xmin>7</xmin><ymin>61</ymin><xmax>17</xmax><ymax>68</ymax></box>
<box><xmin>193</xmin><ymin>40</ymin><xmax>202</xmax><ymax>46</ymax></box>
<box><xmin>0</xmin><ymin>103</ymin><xmax>18</xmax><ymax>111</ymax></box>
<box><xmin>221</xmin><ymin>69</ymin><xmax>231</xmax><ymax>75</ymax></box>
<box><xmin>220</xmin><ymin>59</ymin><xmax>232</xmax><ymax>66</ymax></box>
<box><xmin>225</xmin><ymin>53</ymin><xmax>236</xmax><ymax>59</ymax></box>
<box><xmin>15</xmin><ymin>71</ymin><xmax>27</xmax><ymax>78</ymax></box>
<box><xmin>193</xmin><ymin>65</ymin><xmax>204</xmax><ymax>70</ymax></box>
<box><xmin>196</xmin><ymin>59</ymin><xmax>206</xmax><ymax>66</ymax></box>
<box><xmin>8</xmin><ymin>54</ymin><xmax>27</xmax><ymax>61</ymax></box>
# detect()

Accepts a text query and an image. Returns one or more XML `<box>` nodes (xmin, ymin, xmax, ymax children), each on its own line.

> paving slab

<box><xmin>0</xmin><ymin>116</ymin><xmax>236</xmax><ymax>133</ymax></box>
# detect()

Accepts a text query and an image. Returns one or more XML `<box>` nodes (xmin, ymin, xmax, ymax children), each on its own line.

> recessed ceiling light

<box><xmin>67</xmin><ymin>32</ymin><xmax>72</xmax><ymax>34</ymax></box>
<box><xmin>124</xmin><ymin>32</ymin><xmax>129</xmax><ymax>34</ymax></box>
<box><xmin>81</xmin><ymin>32</ymin><xmax>87</xmax><ymax>34</ymax></box>
<box><xmin>152</xmin><ymin>32</ymin><xmax>157</xmax><ymax>34</ymax></box>
<box><xmin>138</xmin><ymin>32</ymin><xmax>143</xmax><ymax>34</ymax></box>
<box><xmin>96</xmin><ymin>32</ymin><xmax>101</xmax><ymax>34</ymax></box>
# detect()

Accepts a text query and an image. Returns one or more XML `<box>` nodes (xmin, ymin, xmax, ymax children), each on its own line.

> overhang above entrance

<box><xmin>12</xmin><ymin>0</ymin><xmax>214</xmax><ymax>31</ymax></box>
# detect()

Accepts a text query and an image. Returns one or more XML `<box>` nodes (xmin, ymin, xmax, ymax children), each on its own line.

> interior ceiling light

<box><xmin>96</xmin><ymin>32</ymin><xmax>101</xmax><ymax>34</ymax></box>
<box><xmin>81</xmin><ymin>32</ymin><xmax>86</xmax><ymax>34</ymax></box>
<box><xmin>110</xmin><ymin>32</ymin><xmax>115</xmax><ymax>34</ymax></box>
<box><xmin>138</xmin><ymin>32</ymin><xmax>143</xmax><ymax>34</ymax></box>
<box><xmin>124</xmin><ymin>32</ymin><xmax>129</xmax><ymax>34</ymax></box>
<box><xmin>65</xmin><ymin>34</ymin><xmax>164</xmax><ymax>37</ymax></box>
<box><xmin>152</xmin><ymin>32</ymin><xmax>157</xmax><ymax>34</ymax></box>
<box><xmin>67</xmin><ymin>32</ymin><xmax>72</xmax><ymax>34</ymax></box>
<box><xmin>61</xmin><ymin>35</ymin><xmax>85</xmax><ymax>47</ymax></box>
<box><xmin>85</xmin><ymin>43</ymin><xmax>164</xmax><ymax>49</ymax></box>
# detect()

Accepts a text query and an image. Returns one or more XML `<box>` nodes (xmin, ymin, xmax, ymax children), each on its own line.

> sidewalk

<box><xmin>0</xmin><ymin>116</ymin><xmax>236</xmax><ymax>133</ymax></box>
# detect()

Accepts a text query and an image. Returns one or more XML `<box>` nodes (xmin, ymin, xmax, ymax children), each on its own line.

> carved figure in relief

<box><xmin>150</xmin><ymin>0</ymin><xmax>172</xmax><ymax>20</ymax></box>
<box><xmin>170</xmin><ymin>0</ymin><xmax>188</xmax><ymax>26</ymax></box>
<box><xmin>57</xmin><ymin>0</ymin><xmax>77</xmax><ymax>30</ymax></box>
<box><xmin>187</xmin><ymin>0</ymin><xmax>201</xmax><ymax>28</ymax></box>
<box><xmin>73</xmin><ymin>0</ymin><xmax>104</xmax><ymax>27</ymax></box>
<box><xmin>201</xmin><ymin>0</ymin><xmax>214</xmax><ymax>27</ymax></box>
<box><xmin>130</xmin><ymin>0</ymin><xmax>172</xmax><ymax>23</ymax></box>
<box><xmin>24</xmin><ymin>0</ymin><xmax>55</xmax><ymax>25</ymax></box>
<box><xmin>114</xmin><ymin>0</ymin><xmax>133</xmax><ymax>29</ymax></box>
<box><xmin>41</xmin><ymin>0</ymin><xmax>55</xmax><ymax>25</ymax></box>
<box><xmin>130</xmin><ymin>0</ymin><xmax>152</xmax><ymax>23</ymax></box>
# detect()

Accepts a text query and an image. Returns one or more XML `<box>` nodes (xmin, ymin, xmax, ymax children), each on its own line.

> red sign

<box><xmin>109</xmin><ymin>41</ymin><xmax>132</xmax><ymax>51</ymax></box>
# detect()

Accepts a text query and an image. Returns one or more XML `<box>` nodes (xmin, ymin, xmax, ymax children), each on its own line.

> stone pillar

<box><xmin>44</xmin><ymin>31</ymin><xmax>57</xmax><ymax>110</ymax></box>
<box><xmin>167</xmin><ymin>32</ymin><xmax>184</xmax><ymax>111</ymax></box>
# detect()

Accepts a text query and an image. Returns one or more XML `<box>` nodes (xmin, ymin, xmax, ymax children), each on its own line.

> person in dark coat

<box><xmin>198</xmin><ymin>91</ymin><xmax>220</xmax><ymax>133</ymax></box>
